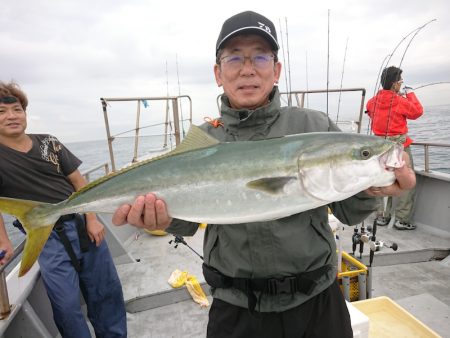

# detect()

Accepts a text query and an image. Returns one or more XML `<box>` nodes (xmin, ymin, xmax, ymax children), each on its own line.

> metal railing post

<box><xmin>0</xmin><ymin>239</ymin><xmax>26</xmax><ymax>319</ymax></box>
<box><xmin>0</xmin><ymin>270</ymin><xmax>11</xmax><ymax>318</ymax></box>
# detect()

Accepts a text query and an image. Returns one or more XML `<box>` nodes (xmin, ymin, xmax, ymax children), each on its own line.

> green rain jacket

<box><xmin>167</xmin><ymin>87</ymin><xmax>377</xmax><ymax>312</ymax></box>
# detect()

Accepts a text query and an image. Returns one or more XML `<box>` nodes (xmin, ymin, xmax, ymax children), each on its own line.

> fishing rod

<box><xmin>383</xmin><ymin>19</ymin><xmax>437</xmax><ymax>139</ymax></box>
<box><xmin>371</xmin><ymin>54</ymin><xmax>391</xmax><ymax>99</ymax></box>
<box><xmin>285</xmin><ymin>17</ymin><xmax>293</xmax><ymax>106</ymax></box>
<box><xmin>398</xmin><ymin>19</ymin><xmax>437</xmax><ymax>69</ymax></box>
<box><xmin>366</xmin><ymin>19</ymin><xmax>436</xmax><ymax>136</ymax></box>
<box><xmin>373</xmin><ymin>19</ymin><xmax>436</xmax><ymax>95</ymax></box>
<box><xmin>305</xmin><ymin>50</ymin><xmax>309</xmax><ymax>108</ymax></box>
<box><xmin>336</xmin><ymin>37</ymin><xmax>349</xmax><ymax>124</ymax></box>
<box><xmin>163</xmin><ymin>60</ymin><xmax>170</xmax><ymax>148</ymax></box>
<box><xmin>169</xmin><ymin>235</ymin><xmax>203</xmax><ymax>260</ymax></box>
<box><xmin>413</xmin><ymin>81</ymin><xmax>450</xmax><ymax>90</ymax></box>
<box><xmin>326</xmin><ymin>9</ymin><xmax>330</xmax><ymax>123</ymax></box>
<box><xmin>278</xmin><ymin>18</ymin><xmax>290</xmax><ymax>105</ymax></box>
<box><xmin>366</xmin><ymin>53</ymin><xmax>391</xmax><ymax>135</ymax></box>
<box><xmin>175</xmin><ymin>54</ymin><xmax>186</xmax><ymax>137</ymax></box>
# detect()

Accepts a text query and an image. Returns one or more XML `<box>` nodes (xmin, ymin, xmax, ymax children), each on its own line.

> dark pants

<box><xmin>207</xmin><ymin>279</ymin><xmax>352</xmax><ymax>338</ymax></box>
<box><xmin>38</xmin><ymin>218</ymin><xmax>127</xmax><ymax>338</ymax></box>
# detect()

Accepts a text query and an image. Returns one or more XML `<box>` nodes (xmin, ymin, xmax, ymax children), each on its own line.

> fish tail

<box><xmin>0</xmin><ymin>197</ymin><xmax>57</xmax><ymax>277</ymax></box>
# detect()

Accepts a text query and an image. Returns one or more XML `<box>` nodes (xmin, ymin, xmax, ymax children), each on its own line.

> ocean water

<box><xmin>408</xmin><ymin>104</ymin><xmax>450</xmax><ymax>173</ymax></box>
<box><xmin>66</xmin><ymin>103</ymin><xmax>450</xmax><ymax>177</ymax></box>
<box><xmin>3</xmin><ymin>104</ymin><xmax>449</xmax><ymax>271</ymax></box>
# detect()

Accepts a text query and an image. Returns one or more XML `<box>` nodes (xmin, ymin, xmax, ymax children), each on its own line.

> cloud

<box><xmin>2</xmin><ymin>0</ymin><xmax>449</xmax><ymax>143</ymax></box>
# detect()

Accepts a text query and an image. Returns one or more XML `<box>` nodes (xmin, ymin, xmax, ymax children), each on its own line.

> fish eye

<box><xmin>360</xmin><ymin>148</ymin><xmax>372</xmax><ymax>159</ymax></box>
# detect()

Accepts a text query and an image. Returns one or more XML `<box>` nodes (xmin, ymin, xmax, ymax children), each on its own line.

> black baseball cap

<box><xmin>216</xmin><ymin>11</ymin><xmax>279</xmax><ymax>55</ymax></box>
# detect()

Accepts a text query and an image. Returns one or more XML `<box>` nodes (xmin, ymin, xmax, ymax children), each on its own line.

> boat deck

<box><xmin>114</xmin><ymin>212</ymin><xmax>450</xmax><ymax>338</ymax></box>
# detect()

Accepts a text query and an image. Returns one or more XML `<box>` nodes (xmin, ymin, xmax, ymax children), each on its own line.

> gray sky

<box><xmin>2</xmin><ymin>0</ymin><xmax>450</xmax><ymax>143</ymax></box>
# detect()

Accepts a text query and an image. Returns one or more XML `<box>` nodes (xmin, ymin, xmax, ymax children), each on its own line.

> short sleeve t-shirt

<box><xmin>0</xmin><ymin>134</ymin><xmax>82</xmax><ymax>203</ymax></box>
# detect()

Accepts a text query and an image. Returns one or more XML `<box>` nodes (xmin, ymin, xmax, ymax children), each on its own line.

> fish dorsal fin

<box><xmin>167</xmin><ymin>124</ymin><xmax>220</xmax><ymax>156</ymax></box>
<box><xmin>69</xmin><ymin>125</ymin><xmax>219</xmax><ymax>200</ymax></box>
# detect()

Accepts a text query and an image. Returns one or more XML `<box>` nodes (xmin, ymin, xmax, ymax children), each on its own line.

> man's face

<box><xmin>0</xmin><ymin>101</ymin><xmax>27</xmax><ymax>138</ymax></box>
<box><xmin>392</xmin><ymin>78</ymin><xmax>403</xmax><ymax>93</ymax></box>
<box><xmin>214</xmin><ymin>34</ymin><xmax>281</xmax><ymax>110</ymax></box>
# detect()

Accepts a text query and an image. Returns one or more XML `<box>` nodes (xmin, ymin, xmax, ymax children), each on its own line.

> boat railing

<box><xmin>0</xmin><ymin>238</ymin><xmax>25</xmax><ymax>319</ymax></box>
<box><xmin>281</xmin><ymin>88</ymin><xmax>367</xmax><ymax>133</ymax></box>
<box><xmin>100</xmin><ymin>95</ymin><xmax>193</xmax><ymax>172</ymax></box>
<box><xmin>411</xmin><ymin>141</ymin><xmax>450</xmax><ymax>173</ymax></box>
<box><xmin>217</xmin><ymin>88</ymin><xmax>367</xmax><ymax>133</ymax></box>
<box><xmin>82</xmin><ymin>162</ymin><xmax>110</xmax><ymax>182</ymax></box>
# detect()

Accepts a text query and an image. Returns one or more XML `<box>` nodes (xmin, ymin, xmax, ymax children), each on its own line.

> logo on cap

<box><xmin>258</xmin><ymin>22</ymin><xmax>271</xmax><ymax>33</ymax></box>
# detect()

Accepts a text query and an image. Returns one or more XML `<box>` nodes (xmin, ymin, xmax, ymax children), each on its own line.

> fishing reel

<box><xmin>369</xmin><ymin>240</ymin><xmax>398</xmax><ymax>252</ymax></box>
<box><xmin>351</xmin><ymin>224</ymin><xmax>371</xmax><ymax>258</ymax></box>
<box><xmin>351</xmin><ymin>219</ymin><xmax>399</xmax><ymax>265</ymax></box>
<box><xmin>169</xmin><ymin>235</ymin><xmax>203</xmax><ymax>260</ymax></box>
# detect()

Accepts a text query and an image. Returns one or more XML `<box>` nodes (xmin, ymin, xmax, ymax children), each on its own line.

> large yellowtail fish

<box><xmin>0</xmin><ymin>126</ymin><xmax>403</xmax><ymax>276</ymax></box>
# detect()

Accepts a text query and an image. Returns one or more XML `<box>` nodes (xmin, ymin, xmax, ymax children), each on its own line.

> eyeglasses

<box><xmin>220</xmin><ymin>54</ymin><xmax>275</xmax><ymax>70</ymax></box>
<box><xmin>0</xmin><ymin>96</ymin><xmax>18</xmax><ymax>104</ymax></box>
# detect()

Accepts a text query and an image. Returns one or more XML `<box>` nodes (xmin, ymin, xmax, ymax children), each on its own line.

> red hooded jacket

<box><xmin>366</xmin><ymin>90</ymin><xmax>423</xmax><ymax>147</ymax></box>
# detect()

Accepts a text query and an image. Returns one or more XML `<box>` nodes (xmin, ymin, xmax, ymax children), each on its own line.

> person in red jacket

<box><xmin>366</xmin><ymin>66</ymin><xmax>423</xmax><ymax>230</ymax></box>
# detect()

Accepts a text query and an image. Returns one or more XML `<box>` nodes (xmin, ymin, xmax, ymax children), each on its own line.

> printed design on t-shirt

<box><xmin>40</xmin><ymin>136</ymin><xmax>62</xmax><ymax>173</ymax></box>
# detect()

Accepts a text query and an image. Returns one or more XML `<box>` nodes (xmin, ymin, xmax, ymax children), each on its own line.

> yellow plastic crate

<box><xmin>353</xmin><ymin>296</ymin><xmax>441</xmax><ymax>337</ymax></box>
<box><xmin>338</xmin><ymin>251</ymin><xmax>368</xmax><ymax>301</ymax></box>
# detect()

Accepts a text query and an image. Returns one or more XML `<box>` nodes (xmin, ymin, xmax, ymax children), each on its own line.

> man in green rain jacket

<box><xmin>112</xmin><ymin>11</ymin><xmax>416</xmax><ymax>338</ymax></box>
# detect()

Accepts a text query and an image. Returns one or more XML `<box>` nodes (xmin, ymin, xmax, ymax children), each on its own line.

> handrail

<box><xmin>282</xmin><ymin>88</ymin><xmax>367</xmax><ymax>134</ymax></box>
<box><xmin>82</xmin><ymin>162</ymin><xmax>110</xmax><ymax>182</ymax></box>
<box><xmin>217</xmin><ymin>88</ymin><xmax>367</xmax><ymax>133</ymax></box>
<box><xmin>100</xmin><ymin>95</ymin><xmax>193</xmax><ymax>172</ymax></box>
<box><xmin>411</xmin><ymin>142</ymin><xmax>450</xmax><ymax>173</ymax></box>
<box><xmin>0</xmin><ymin>238</ymin><xmax>26</xmax><ymax>318</ymax></box>
<box><xmin>0</xmin><ymin>238</ymin><xmax>25</xmax><ymax>275</ymax></box>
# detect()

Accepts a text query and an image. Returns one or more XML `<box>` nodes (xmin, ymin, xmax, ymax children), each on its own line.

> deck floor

<box><xmin>116</xmin><ymin>213</ymin><xmax>450</xmax><ymax>338</ymax></box>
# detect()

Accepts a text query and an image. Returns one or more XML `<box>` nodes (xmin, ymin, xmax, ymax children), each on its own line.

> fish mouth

<box><xmin>379</xmin><ymin>143</ymin><xmax>404</xmax><ymax>170</ymax></box>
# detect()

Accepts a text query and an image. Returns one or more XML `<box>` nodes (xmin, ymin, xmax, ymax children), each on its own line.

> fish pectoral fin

<box><xmin>19</xmin><ymin>224</ymin><xmax>54</xmax><ymax>277</ymax></box>
<box><xmin>246</xmin><ymin>176</ymin><xmax>297</xmax><ymax>195</ymax></box>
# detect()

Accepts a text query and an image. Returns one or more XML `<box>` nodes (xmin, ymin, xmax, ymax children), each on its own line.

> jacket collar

<box><xmin>219</xmin><ymin>87</ymin><xmax>281</xmax><ymax>139</ymax></box>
